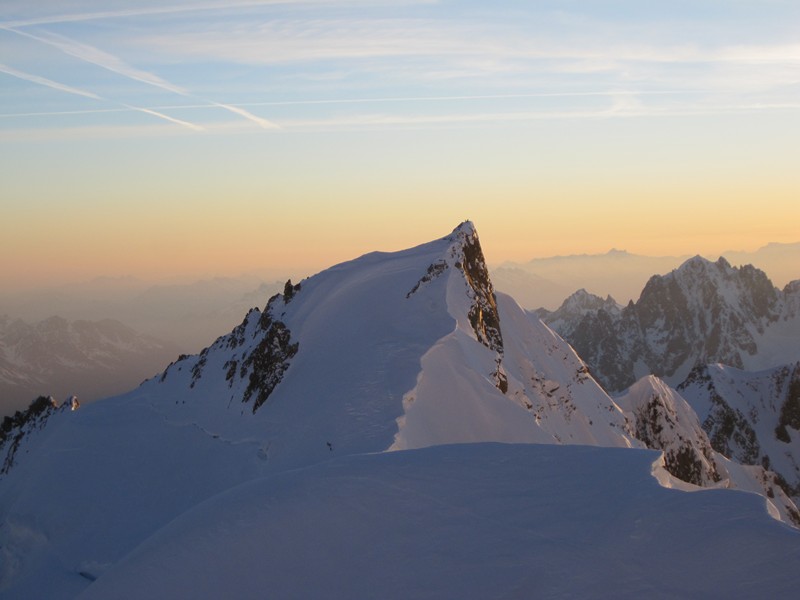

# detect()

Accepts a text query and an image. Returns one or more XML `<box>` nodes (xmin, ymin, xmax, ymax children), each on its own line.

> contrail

<box><xmin>123</xmin><ymin>105</ymin><xmax>205</xmax><ymax>131</ymax></box>
<box><xmin>3</xmin><ymin>26</ymin><xmax>279</xmax><ymax>129</ymax></box>
<box><xmin>0</xmin><ymin>63</ymin><xmax>204</xmax><ymax>131</ymax></box>
<box><xmin>0</xmin><ymin>63</ymin><xmax>102</xmax><ymax>100</ymax></box>
<box><xmin>212</xmin><ymin>102</ymin><xmax>279</xmax><ymax>129</ymax></box>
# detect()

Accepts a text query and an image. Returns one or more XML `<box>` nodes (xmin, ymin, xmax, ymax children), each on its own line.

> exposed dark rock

<box><xmin>406</xmin><ymin>260</ymin><xmax>448</xmax><ymax>298</ymax></box>
<box><xmin>241</xmin><ymin>314</ymin><xmax>299</xmax><ymax>412</ymax></box>
<box><xmin>454</xmin><ymin>227</ymin><xmax>503</xmax><ymax>354</ymax></box>
<box><xmin>283</xmin><ymin>279</ymin><xmax>301</xmax><ymax>303</ymax></box>
<box><xmin>776</xmin><ymin>364</ymin><xmax>800</xmax><ymax>443</ymax></box>
<box><xmin>679</xmin><ymin>366</ymin><xmax>761</xmax><ymax>464</ymax></box>
<box><xmin>636</xmin><ymin>395</ymin><xmax>720</xmax><ymax>486</ymax></box>
<box><xmin>190</xmin><ymin>348</ymin><xmax>209</xmax><ymax>388</ymax></box>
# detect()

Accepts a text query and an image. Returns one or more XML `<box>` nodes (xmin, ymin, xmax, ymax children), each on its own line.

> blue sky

<box><xmin>2</xmin><ymin>1</ymin><xmax>799</xmax><ymax>287</ymax></box>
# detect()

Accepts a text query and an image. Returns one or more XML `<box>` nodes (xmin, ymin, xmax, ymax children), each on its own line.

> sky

<box><xmin>2</xmin><ymin>0</ymin><xmax>799</xmax><ymax>290</ymax></box>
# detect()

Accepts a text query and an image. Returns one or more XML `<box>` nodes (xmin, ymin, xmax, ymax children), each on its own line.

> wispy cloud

<box><xmin>0</xmin><ymin>62</ymin><xmax>204</xmax><ymax>131</ymax></box>
<box><xmin>5</xmin><ymin>98</ymin><xmax>799</xmax><ymax>142</ymax></box>
<box><xmin>0</xmin><ymin>90</ymin><xmax>707</xmax><ymax>120</ymax></box>
<box><xmin>0</xmin><ymin>62</ymin><xmax>102</xmax><ymax>100</ymax></box>
<box><xmin>122</xmin><ymin>104</ymin><xmax>204</xmax><ymax>131</ymax></box>
<box><xmin>3</xmin><ymin>25</ymin><xmax>278</xmax><ymax>129</ymax></box>
<box><xmin>127</xmin><ymin>17</ymin><xmax>800</xmax><ymax>69</ymax></box>
<box><xmin>0</xmin><ymin>1</ymin><xmax>421</xmax><ymax>28</ymax></box>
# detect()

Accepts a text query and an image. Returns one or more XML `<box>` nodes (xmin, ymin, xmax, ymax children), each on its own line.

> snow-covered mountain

<box><xmin>678</xmin><ymin>363</ymin><xmax>800</xmax><ymax>501</ymax></box>
<box><xmin>0</xmin><ymin>315</ymin><xmax>177</xmax><ymax>415</ymax></box>
<box><xmin>1</xmin><ymin>224</ymin><xmax>799</xmax><ymax>598</ymax></box>
<box><xmin>539</xmin><ymin>256</ymin><xmax>800</xmax><ymax>392</ymax></box>
<box><xmin>617</xmin><ymin>375</ymin><xmax>799</xmax><ymax>525</ymax></box>
<box><xmin>533</xmin><ymin>288</ymin><xmax>622</xmax><ymax>339</ymax></box>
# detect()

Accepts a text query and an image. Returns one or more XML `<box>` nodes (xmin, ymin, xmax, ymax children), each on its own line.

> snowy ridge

<box><xmin>1</xmin><ymin>223</ymin><xmax>798</xmax><ymax>598</ymax></box>
<box><xmin>540</xmin><ymin>255</ymin><xmax>800</xmax><ymax>392</ymax></box>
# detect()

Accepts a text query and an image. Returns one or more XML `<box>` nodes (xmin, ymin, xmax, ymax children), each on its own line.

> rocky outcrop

<box><xmin>452</xmin><ymin>224</ymin><xmax>504</xmax><ymax>355</ymax></box>
<box><xmin>163</xmin><ymin>290</ymin><xmax>299</xmax><ymax>413</ymax></box>
<box><xmin>617</xmin><ymin>376</ymin><xmax>721</xmax><ymax>487</ymax></box>
<box><xmin>678</xmin><ymin>362</ymin><xmax>800</xmax><ymax>503</ymax></box>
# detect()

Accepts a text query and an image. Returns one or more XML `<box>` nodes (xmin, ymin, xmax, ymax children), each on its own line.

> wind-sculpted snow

<box><xmin>390</xmin><ymin>291</ymin><xmax>635</xmax><ymax>450</ymax></box>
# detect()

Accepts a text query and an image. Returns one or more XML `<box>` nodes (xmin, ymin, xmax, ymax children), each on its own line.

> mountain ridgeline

<box><xmin>0</xmin><ymin>315</ymin><xmax>178</xmax><ymax>414</ymax></box>
<box><xmin>538</xmin><ymin>256</ymin><xmax>800</xmax><ymax>393</ymax></box>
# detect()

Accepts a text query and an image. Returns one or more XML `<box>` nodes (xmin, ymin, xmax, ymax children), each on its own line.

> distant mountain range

<box><xmin>537</xmin><ymin>256</ymin><xmax>800</xmax><ymax>392</ymax></box>
<box><xmin>0</xmin><ymin>315</ymin><xmax>179</xmax><ymax>415</ymax></box>
<box><xmin>2</xmin><ymin>223</ymin><xmax>798</xmax><ymax>598</ymax></box>
<box><xmin>493</xmin><ymin>241</ymin><xmax>800</xmax><ymax>309</ymax></box>
<box><xmin>0</xmin><ymin>276</ymin><xmax>286</xmax><ymax>354</ymax></box>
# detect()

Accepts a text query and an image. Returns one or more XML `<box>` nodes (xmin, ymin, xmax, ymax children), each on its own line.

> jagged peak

<box><xmin>561</xmin><ymin>288</ymin><xmax>603</xmax><ymax>306</ymax></box>
<box><xmin>675</xmin><ymin>254</ymin><xmax>715</xmax><ymax>273</ymax></box>
<box><xmin>446</xmin><ymin>220</ymin><xmax>477</xmax><ymax>241</ymax></box>
<box><xmin>551</xmin><ymin>289</ymin><xmax>620</xmax><ymax>317</ymax></box>
<box><xmin>446</xmin><ymin>222</ymin><xmax>503</xmax><ymax>355</ymax></box>
<box><xmin>715</xmin><ymin>256</ymin><xmax>732</xmax><ymax>269</ymax></box>
<box><xmin>672</xmin><ymin>255</ymin><xmax>738</xmax><ymax>280</ymax></box>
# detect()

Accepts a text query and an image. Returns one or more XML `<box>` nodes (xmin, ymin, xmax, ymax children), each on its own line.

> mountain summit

<box><xmin>118</xmin><ymin>220</ymin><xmax>631</xmax><ymax>467</ymax></box>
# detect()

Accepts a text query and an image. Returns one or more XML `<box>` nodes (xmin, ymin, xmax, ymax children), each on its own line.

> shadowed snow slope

<box><xmin>79</xmin><ymin>444</ymin><xmax>800</xmax><ymax>600</ymax></box>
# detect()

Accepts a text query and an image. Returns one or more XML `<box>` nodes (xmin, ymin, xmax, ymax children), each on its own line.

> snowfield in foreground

<box><xmin>80</xmin><ymin>444</ymin><xmax>800</xmax><ymax>600</ymax></box>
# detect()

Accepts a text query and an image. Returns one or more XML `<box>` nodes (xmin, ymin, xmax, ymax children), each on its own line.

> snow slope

<box><xmin>79</xmin><ymin>444</ymin><xmax>800</xmax><ymax>600</ymax></box>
